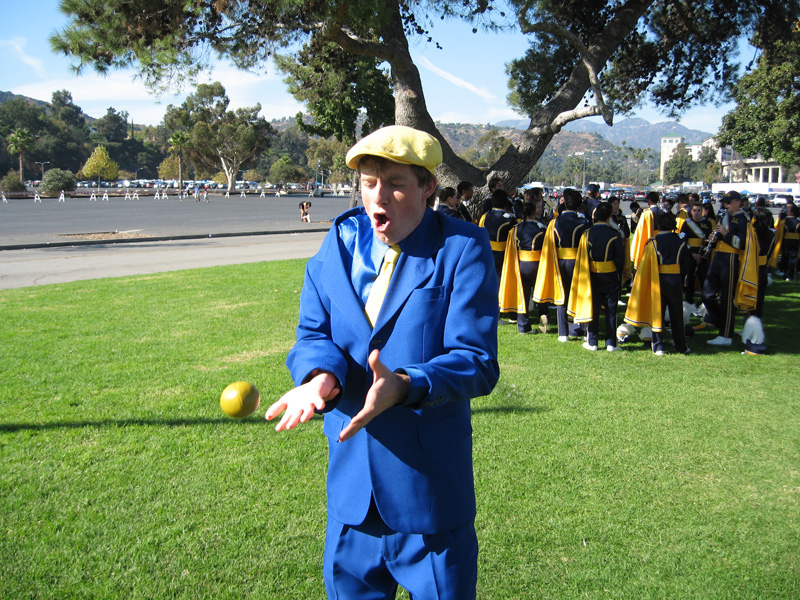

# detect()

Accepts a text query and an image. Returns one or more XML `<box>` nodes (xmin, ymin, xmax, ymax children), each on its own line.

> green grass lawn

<box><xmin>1</xmin><ymin>261</ymin><xmax>798</xmax><ymax>599</ymax></box>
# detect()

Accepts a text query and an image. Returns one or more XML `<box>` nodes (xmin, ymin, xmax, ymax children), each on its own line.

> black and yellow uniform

<box><xmin>702</xmin><ymin>210</ymin><xmax>750</xmax><ymax>339</ymax></box>
<box><xmin>753</xmin><ymin>224</ymin><xmax>776</xmax><ymax>318</ymax></box>
<box><xmin>680</xmin><ymin>216</ymin><xmax>713</xmax><ymax>304</ymax></box>
<box><xmin>781</xmin><ymin>216</ymin><xmax>799</xmax><ymax>280</ymax></box>
<box><xmin>586</xmin><ymin>223</ymin><xmax>624</xmax><ymax>348</ymax></box>
<box><xmin>515</xmin><ymin>218</ymin><xmax>548</xmax><ymax>333</ymax></box>
<box><xmin>652</xmin><ymin>231</ymin><xmax>693</xmax><ymax>353</ymax></box>
<box><xmin>480</xmin><ymin>208</ymin><xmax>516</xmax><ymax>282</ymax></box>
<box><xmin>554</xmin><ymin>210</ymin><xmax>590</xmax><ymax>337</ymax></box>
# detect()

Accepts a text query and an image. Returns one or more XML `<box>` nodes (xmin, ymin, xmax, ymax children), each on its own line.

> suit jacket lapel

<box><xmin>321</xmin><ymin>230</ymin><xmax>374</xmax><ymax>337</ymax></box>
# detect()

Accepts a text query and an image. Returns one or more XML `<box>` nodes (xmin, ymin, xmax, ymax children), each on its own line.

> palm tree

<box><xmin>168</xmin><ymin>131</ymin><xmax>191</xmax><ymax>193</ymax></box>
<box><xmin>7</xmin><ymin>128</ymin><xmax>34</xmax><ymax>182</ymax></box>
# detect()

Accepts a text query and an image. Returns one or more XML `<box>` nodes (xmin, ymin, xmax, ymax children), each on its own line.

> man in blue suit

<box><xmin>266</xmin><ymin>125</ymin><xmax>500</xmax><ymax>599</ymax></box>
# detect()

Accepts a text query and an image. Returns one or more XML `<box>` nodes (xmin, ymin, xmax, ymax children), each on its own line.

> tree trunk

<box><xmin>374</xmin><ymin>0</ymin><xmax>651</xmax><ymax>211</ymax></box>
<box><xmin>178</xmin><ymin>151</ymin><xmax>183</xmax><ymax>195</ymax></box>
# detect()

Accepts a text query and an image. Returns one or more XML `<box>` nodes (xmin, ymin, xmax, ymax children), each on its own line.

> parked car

<box><xmin>768</xmin><ymin>193</ymin><xmax>793</xmax><ymax>207</ymax></box>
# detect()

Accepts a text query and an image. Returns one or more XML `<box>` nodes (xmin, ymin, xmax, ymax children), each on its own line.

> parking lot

<box><xmin>1</xmin><ymin>191</ymin><xmax>352</xmax><ymax>247</ymax></box>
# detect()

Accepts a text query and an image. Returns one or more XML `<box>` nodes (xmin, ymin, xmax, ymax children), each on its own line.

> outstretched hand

<box><xmin>338</xmin><ymin>349</ymin><xmax>410</xmax><ymax>442</ymax></box>
<box><xmin>266</xmin><ymin>371</ymin><xmax>340</xmax><ymax>432</ymax></box>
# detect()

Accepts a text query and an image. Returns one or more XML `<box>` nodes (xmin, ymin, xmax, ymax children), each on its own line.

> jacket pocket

<box><xmin>418</xmin><ymin>411</ymin><xmax>472</xmax><ymax>450</ymax></box>
<box><xmin>408</xmin><ymin>286</ymin><xmax>445</xmax><ymax>303</ymax></box>
<box><xmin>323</xmin><ymin>412</ymin><xmax>345</xmax><ymax>440</ymax></box>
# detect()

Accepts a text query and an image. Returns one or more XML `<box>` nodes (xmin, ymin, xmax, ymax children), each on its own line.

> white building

<box><xmin>659</xmin><ymin>136</ymin><xmax>734</xmax><ymax>181</ymax></box>
<box><xmin>660</xmin><ymin>135</ymin><xmax>798</xmax><ymax>196</ymax></box>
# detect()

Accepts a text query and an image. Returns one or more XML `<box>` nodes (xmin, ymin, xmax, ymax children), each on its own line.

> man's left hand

<box><xmin>338</xmin><ymin>349</ymin><xmax>410</xmax><ymax>442</ymax></box>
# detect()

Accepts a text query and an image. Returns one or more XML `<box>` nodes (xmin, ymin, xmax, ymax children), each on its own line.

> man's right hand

<box><xmin>266</xmin><ymin>371</ymin><xmax>340</xmax><ymax>432</ymax></box>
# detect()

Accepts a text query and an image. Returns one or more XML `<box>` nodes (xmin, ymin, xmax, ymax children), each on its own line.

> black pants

<box><xmin>517</xmin><ymin>260</ymin><xmax>549</xmax><ymax>333</ymax></box>
<box><xmin>784</xmin><ymin>241</ymin><xmax>799</xmax><ymax>280</ymax></box>
<box><xmin>587</xmin><ymin>272</ymin><xmax>620</xmax><ymax>347</ymax></box>
<box><xmin>653</xmin><ymin>274</ymin><xmax>687</xmax><ymax>353</ymax></box>
<box><xmin>684</xmin><ymin>255</ymin><xmax>709</xmax><ymax>304</ymax></box>
<box><xmin>557</xmin><ymin>258</ymin><xmax>577</xmax><ymax>337</ymax></box>
<box><xmin>702</xmin><ymin>252</ymin><xmax>739</xmax><ymax>339</ymax></box>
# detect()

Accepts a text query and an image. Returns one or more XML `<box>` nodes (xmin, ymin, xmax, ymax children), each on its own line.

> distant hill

<box><xmin>0</xmin><ymin>91</ymin><xmax>50</xmax><ymax>110</ymax></box>
<box><xmin>0</xmin><ymin>90</ymin><xmax>99</xmax><ymax>124</ymax></box>
<box><xmin>3</xmin><ymin>90</ymin><xmax>710</xmax><ymax>155</ymax></box>
<box><xmin>434</xmin><ymin>121</ymin><xmax>617</xmax><ymax>156</ymax></box>
<box><xmin>270</xmin><ymin>117</ymin><xmax>620</xmax><ymax>160</ymax></box>
<box><xmin>496</xmin><ymin>117</ymin><xmax>714</xmax><ymax>150</ymax></box>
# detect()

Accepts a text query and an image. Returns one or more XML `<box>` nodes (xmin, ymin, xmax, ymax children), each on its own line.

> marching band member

<box><xmin>630</xmin><ymin>191</ymin><xmax>663</xmax><ymax>270</ymax></box>
<box><xmin>680</xmin><ymin>201</ymin><xmax>713</xmax><ymax>305</ymax></box>
<box><xmin>533</xmin><ymin>189</ymin><xmax>589</xmax><ymax>342</ymax></box>
<box><xmin>702</xmin><ymin>191</ymin><xmax>750</xmax><ymax>347</ymax></box>
<box><xmin>499</xmin><ymin>199</ymin><xmax>550</xmax><ymax>334</ymax></box>
<box><xmin>568</xmin><ymin>202</ymin><xmax>625</xmax><ymax>351</ymax></box>
<box><xmin>625</xmin><ymin>211</ymin><xmax>693</xmax><ymax>355</ymax></box>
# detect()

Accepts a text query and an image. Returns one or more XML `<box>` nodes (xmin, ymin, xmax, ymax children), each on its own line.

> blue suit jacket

<box><xmin>286</xmin><ymin>207</ymin><xmax>500</xmax><ymax>535</ymax></box>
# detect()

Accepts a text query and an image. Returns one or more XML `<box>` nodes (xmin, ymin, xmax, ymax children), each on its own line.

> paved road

<box><xmin>0</xmin><ymin>233</ymin><xmax>328</xmax><ymax>289</ymax></box>
<box><xmin>0</xmin><ymin>191</ymin><xmax>351</xmax><ymax>247</ymax></box>
<box><xmin>0</xmin><ymin>192</ymin><xmax>349</xmax><ymax>289</ymax></box>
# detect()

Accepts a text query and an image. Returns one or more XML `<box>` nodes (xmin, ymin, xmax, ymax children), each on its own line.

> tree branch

<box><xmin>517</xmin><ymin>13</ymin><xmax>616</xmax><ymax>126</ymax></box>
<box><xmin>319</xmin><ymin>5</ymin><xmax>400</xmax><ymax>64</ymax></box>
<box><xmin>526</xmin><ymin>104</ymin><xmax>608</xmax><ymax>137</ymax></box>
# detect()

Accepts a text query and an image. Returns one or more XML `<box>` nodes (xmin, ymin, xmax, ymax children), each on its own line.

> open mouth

<box><xmin>374</xmin><ymin>213</ymin><xmax>390</xmax><ymax>229</ymax></box>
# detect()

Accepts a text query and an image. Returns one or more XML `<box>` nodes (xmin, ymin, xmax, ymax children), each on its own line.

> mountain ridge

<box><xmin>495</xmin><ymin>117</ymin><xmax>714</xmax><ymax>150</ymax></box>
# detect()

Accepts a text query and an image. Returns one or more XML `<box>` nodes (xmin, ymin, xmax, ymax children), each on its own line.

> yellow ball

<box><xmin>220</xmin><ymin>381</ymin><xmax>261</xmax><ymax>418</ymax></box>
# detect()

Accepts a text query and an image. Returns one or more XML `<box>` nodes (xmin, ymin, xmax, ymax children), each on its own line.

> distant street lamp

<box><xmin>581</xmin><ymin>150</ymin><xmax>603</xmax><ymax>189</ymax></box>
<box><xmin>35</xmin><ymin>161</ymin><xmax>50</xmax><ymax>181</ymax></box>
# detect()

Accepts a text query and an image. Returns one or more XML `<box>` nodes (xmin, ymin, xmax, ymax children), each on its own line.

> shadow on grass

<box><xmin>612</xmin><ymin>280</ymin><xmax>799</xmax><ymax>355</ymax></box>
<box><xmin>1</xmin><ymin>408</ymin><xmax>549</xmax><ymax>432</ymax></box>
<box><xmin>472</xmin><ymin>405</ymin><xmax>551</xmax><ymax>415</ymax></box>
<box><xmin>0</xmin><ymin>417</ymin><xmax>271</xmax><ymax>433</ymax></box>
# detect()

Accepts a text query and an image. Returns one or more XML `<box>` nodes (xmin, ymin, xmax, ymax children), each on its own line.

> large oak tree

<box><xmin>51</xmin><ymin>0</ymin><xmax>800</xmax><ymax>200</ymax></box>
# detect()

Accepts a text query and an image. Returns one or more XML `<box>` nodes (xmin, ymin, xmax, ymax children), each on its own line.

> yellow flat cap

<box><xmin>346</xmin><ymin>125</ymin><xmax>442</xmax><ymax>174</ymax></box>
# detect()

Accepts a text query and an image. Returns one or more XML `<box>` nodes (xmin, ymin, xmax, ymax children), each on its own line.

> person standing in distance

<box><xmin>702</xmin><ymin>191</ymin><xmax>749</xmax><ymax>346</ymax></box>
<box><xmin>266</xmin><ymin>125</ymin><xmax>500</xmax><ymax>600</ymax></box>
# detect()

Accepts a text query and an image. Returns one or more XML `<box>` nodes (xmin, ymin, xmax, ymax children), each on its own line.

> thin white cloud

<box><xmin>416</xmin><ymin>56</ymin><xmax>497</xmax><ymax>102</ymax></box>
<box><xmin>12</xmin><ymin>63</ymin><xmax>304</xmax><ymax>125</ymax></box>
<box><xmin>0</xmin><ymin>37</ymin><xmax>46</xmax><ymax>77</ymax></box>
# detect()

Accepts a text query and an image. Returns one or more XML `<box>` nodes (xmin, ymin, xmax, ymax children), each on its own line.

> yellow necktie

<box><xmin>365</xmin><ymin>245</ymin><xmax>400</xmax><ymax>327</ymax></box>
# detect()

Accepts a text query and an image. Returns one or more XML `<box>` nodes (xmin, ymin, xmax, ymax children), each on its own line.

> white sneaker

<box><xmin>606</xmin><ymin>345</ymin><xmax>622</xmax><ymax>352</ymax></box>
<box><xmin>707</xmin><ymin>336</ymin><xmax>732</xmax><ymax>346</ymax></box>
<box><xmin>654</xmin><ymin>350</ymin><xmax>666</xmax><ymax>356</ymax></box>
<box><xmin>558</xmin><ymin>336</ymin><xmax>569</xmax><ymax>343</ymax></box>
<box><xmin>582</xmin><ymin>342</ymin><xmax>598</xmax><ymax>351</ymax></box>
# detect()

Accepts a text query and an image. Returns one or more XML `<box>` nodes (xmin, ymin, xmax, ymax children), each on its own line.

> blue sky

<box><xmin>2</xmin><ymin>0</ymin><xmax>733</xmax><ymax>133</ymax></box>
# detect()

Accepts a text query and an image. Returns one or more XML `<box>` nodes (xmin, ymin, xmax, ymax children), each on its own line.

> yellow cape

<box><xmin>624</xmin><ymin>239</ymin><xmax>663</xmax><ymax>332</ymax></box>
<box><xmin>769</xmin><ymin>216</ymin><xmax>785</xmax><ymax>268</ymax></box>
<box><xmin>498</xmin><ymin>226</ymin><xmax>528</xmax><ymax>314</ymax></box>
<box><xmin>734</xmin><ymin>219</ymin><xmax>760</xmax><ymax>312</ymax></box>
<box><xmin>630</xmin><ymin>209</ymin><xmax>656</xmax><ymax>269</ymax></box>
<box><xmin>676</xmin><ymin>208</ymin><xmax>688</xmax><ymax>234</ymax></box>
<box><xmin>566</xmin><ymin>231</ymin><xmax>594</xmax><ymax>323</ymax></box>
<box><xmin>532</xmin><ymin>219</ymin><xmax>564</xmax><ymax>305</ymax></box>
<box><xmin>622</xmin><ymin>238</ymin><xmax>633</xmax><ymax>284</ymax></box>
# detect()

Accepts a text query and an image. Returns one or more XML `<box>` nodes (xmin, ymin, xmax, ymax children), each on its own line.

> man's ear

<box><xmin>422</xmin><ymin>177</ymin><xmax>437</xmax><ymax>200</ymax></box>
